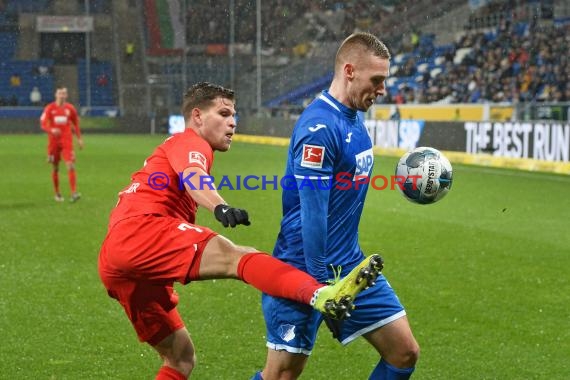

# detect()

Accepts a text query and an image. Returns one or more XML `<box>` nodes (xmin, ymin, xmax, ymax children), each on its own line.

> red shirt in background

<box><xmin>40</xmin><ymin>101</ymin><xmax>81</xmax><ymax>144</ymax></box>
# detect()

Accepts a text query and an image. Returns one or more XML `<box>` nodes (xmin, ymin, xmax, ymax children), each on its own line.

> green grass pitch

<box><xmin>1</xmin><ymin>134</ymin><xmax>569</xmax><ymax>379</ymax></box>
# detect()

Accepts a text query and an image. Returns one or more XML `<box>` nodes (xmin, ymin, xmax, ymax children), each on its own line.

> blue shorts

<box><xmin>262</xmin><ymin>274</ymin><xmax>406</xmax><ymax>354</ymax></box>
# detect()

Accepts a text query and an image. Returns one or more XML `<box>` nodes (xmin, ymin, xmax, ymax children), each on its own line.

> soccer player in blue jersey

<box><xmin>251</xmin><ymin>33</ymin><xmax>420</xmax><ymax>380</ymax></box>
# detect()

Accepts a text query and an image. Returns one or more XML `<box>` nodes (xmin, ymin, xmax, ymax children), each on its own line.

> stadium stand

<box><xmin>78</xmin><ymin>59</ymin><xmax>115</xmax><ymax>106</ymax></box>
<box><xmin>0</xmin><ymin>0</ymin><xmax>116</xmax><ymax>110</ymax></box>
<box><xmin>0</xmin><ymin>31</ymin><xmax>18</xmax><ymax>61</ymax></box>
<box><xmin>0</xmin><ymin>1</ymin><xmax>53</xmax><ymax>107</ymax></box>
<box><xmin>1</xmin><ymin>0</ymin><xmax>567</xmax><ymax>115</ymax></box>
<box><xmin>0</xmin><ymin>1</ymin><xmax>56</xmax><ymax>107</ymax></box>
<box><xmin>3</xmin><ymin>0</ymin><xmax>52</xmax><ymax>14</ymax></box>
<box><xmin>383</xmin><ymin>8</ymin><xmax>570</xmax><ymax>104</ymax></box>
<box><xmin>208</xmin><ymin>0</ymin><xmax>567</xmax><ymax>108</ymax></box>
<box><xmin>0</xmin><ymin>59</ymin><xmax>55</xmax><ymax>106</ymax></box>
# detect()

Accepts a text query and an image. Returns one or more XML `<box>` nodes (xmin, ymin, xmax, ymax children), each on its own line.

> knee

<box><xmin>226</xmin><ymin>244</ymin><xmax>251</xmax><ymax>267</ymax></box>
<box><xmin>163</xmin><ymin>349</ymin><xmax>197</xmax><ymax>377</ymax></box>
<box><xmin>263</xmin><ymin>367</ymin><xmax>303</xmax><ymax>380</ymax></box>
<box><xmin>398</xmin><ymin>341</ymin><xmax>420</xmax><ymax>368</ymax></box>
<box><xmin>157</xmin><ymin>334</ymin><xmax>197</xmax><ymax>377</ymax></box>
<box><xmin>181</xmin><ymin>351</ymin><xmax>198</xmax><ymax>376</ymax></box>
<box><xmin>205</xmin><ymin>235</ymin><xmax>255</xmax><ymax>277</ymax></box>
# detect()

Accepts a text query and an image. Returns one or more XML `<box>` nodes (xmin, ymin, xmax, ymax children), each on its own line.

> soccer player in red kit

<box><xmin>40</xmin><ymin>86</ymin><xmax>83</xmax><ymax>202</ymax></box>
<box><xmin>98</xmin><ymin>82</ymin><xmax>383</xmax><ymax>379</ymax></box>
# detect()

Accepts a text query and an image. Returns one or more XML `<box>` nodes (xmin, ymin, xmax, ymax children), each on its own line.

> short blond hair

<box><xmin>335</xmin><ymin>32</ymin><xmax>391</xmax><ymax>72</ymax></box>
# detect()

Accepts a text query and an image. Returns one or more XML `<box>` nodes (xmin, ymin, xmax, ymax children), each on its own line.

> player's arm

<box><xmin>69</xmin><ymin>105</ymin><xmax>83</xmax><ymax>149</ymax></box>
<box><xmin>40</xmin><ymin>111</ymin><xmax>50</xmax><ymax>132</ymax></box>
<box><xmin>40</xmin><ymin>108</ymin><xmax>58</xmax><ymax>135</ymax></box>
<box><xmin>298</xmin><ymin>178</ymin><xmax>330</xmax><ymax>282</ymax></box>
<box><xmin>181</xmin><ymin>166</ymin><xmax>225</xmax><ymax>211</ymax></box>
<box><xmin>181</xmin><ymin>166</ymin><xmax>250</xmax><ymax>227</ymax></box>
<box><xmin>294</xmin><ymin>122</ymin><xmax>337</xmax><ymax>282</ymax></box>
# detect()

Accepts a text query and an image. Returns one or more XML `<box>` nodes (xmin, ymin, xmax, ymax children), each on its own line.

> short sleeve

<box><xmin>166</xmin><ymin>133</ymin><xmax>214</xmax><ymax>174</ymax></box>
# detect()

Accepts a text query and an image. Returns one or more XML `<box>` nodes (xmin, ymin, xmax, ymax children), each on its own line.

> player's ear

<box><xmin>191</xmin><ymin>107</ymin><xmax>203</xmax><ymax>127</ymax></box>
<box><xmin>344</xmin><ymin>63</ymin><xmax>355</xmax><ymax>80</ymax></box>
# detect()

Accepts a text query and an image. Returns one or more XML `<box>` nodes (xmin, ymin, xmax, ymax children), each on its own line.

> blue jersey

<box><xmin>273</xmin><ymin>91</ymin><xmax>374</xmax><ymax>282</ymax></box>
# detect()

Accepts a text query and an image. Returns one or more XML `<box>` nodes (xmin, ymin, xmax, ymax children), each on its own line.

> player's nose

<box><xmin>227</xmin><ymin>117</ymin><xmax>237</xmax><ymax>130</ymax></box>
<box><xmin>375</xmin><ymin>84</ymin><xmax>385</xmax><ymax>96</ymax></box>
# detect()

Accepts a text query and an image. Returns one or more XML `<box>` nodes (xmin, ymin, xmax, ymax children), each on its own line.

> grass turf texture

<box><xmin>0</xmin><ymin>134</ymin><xmax>569</xmax><ymax>379</ymax></box>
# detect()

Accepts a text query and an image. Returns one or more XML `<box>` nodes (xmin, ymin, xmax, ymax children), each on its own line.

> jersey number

<box><xmin>178</xmin><ymin>223</ymin><xmax>203</xmax><ymax>233</ymax></box>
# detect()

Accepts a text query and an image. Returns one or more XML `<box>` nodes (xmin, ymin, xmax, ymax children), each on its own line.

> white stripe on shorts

<box><xmin>266</xmin><ymin>342</ymin><xmax>312</xmax><ymax>356</ymax></box>
<box><xmin>340</xmin><ymin>309</ymin><xmax>407</xmax><ymax>345</ymax></box>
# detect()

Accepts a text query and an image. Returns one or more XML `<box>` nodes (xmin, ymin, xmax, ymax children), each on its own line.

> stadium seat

<box><xmin>386</xmin><ymin>77</ymin><xmax>398</xmax><ymax>88</ymax></box>
<box><xmin>514</xmin><ymin>22</ymin><xmax>528</xmax><ymax>37</ymax></box>
<box><xmin>78</xmin><ymin>60</ymin><xmax>115</xmax><ymax>106</ymax></box>
<box><xmin>0</xmin><ymin>32</ymin><xmax>18</xmax><ymax>62</ymax></box>
<box><xmin>390</xmin><ymin>65</ymin><xmax>399</xmax><ymax>76</ymax></box>
<box><xmin>393</xmin><ymin>53</ymin><xmax>409</xmax><ymax>65</ymax></box>
<box><xmin>5</xmin><ymin>0</ymin><xmax>50</xmax><ymax>13</ymax></box>
<box><xmin>453</xmin><ymin>48</ymin><xmax>473</xmax><ymax>65</ymax></box>
<box><xmin>417</xmin><ymin>63</ymin><xmax>429</xmax><ymax>74</ymax></box>
<box><xmin>434</xmin><ymin>56</ymin><xmax>446</xmax><ymax>66</ymax></box>
<box><xmin>430</xmin><ymin>67</ymin><xmax>443</xmax><ymax>78</ymax></box>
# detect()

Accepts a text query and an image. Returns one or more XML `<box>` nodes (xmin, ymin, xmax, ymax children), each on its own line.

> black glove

<box><xmin>323</xmin><ymin>315</ymin><xmax>343</xmax><ymax>339</ymax></box>
<box><xmin>214</xmin><ymin>204</ymin><xmax>251</xmax><ymax>228</ymax></box>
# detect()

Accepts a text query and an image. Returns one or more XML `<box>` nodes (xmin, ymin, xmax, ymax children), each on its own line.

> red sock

<box><xmin>237</xmin><ymin>252</ymin><xmax>324</xmax><ymax>304</ymax></box>
<box><xmin>52</xmin><ymin>171</ymin><xmax>60</xmax><ymax>194</ymax></box>
<box><xmin>156</xmin><ymin>365</ymin><xmax>186</xmax><ymax>380</ymax></box>
<box><xmin>68</xmin><ymin>168</ymin><xmax>76</xmax><ymax>193</ymax></box>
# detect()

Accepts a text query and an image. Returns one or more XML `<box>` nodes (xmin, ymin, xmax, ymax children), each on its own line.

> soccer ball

<box><xmin>395</xmin><ymin>147</ymin><xmax>453</xmax><ymax>205</ymax></box>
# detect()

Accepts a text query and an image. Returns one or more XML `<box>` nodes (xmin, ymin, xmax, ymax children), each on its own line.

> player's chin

<box><xmin>363</xmin><ymin>98</ymin><xmax>376</xmax><ymax>110</ymax></box>
<box><xmin>217</xmin><ymin>141</ymin><xmax>231</xmax><ymax>152</ymax></box>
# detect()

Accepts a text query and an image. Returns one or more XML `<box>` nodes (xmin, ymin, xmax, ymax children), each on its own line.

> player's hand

<box><xmin>214</xmin><ymin>204</ymin><xmax>251</xmax><ymax>228</ymax></box>
<box><xmin>52</xmin><ymin>128</ymin><xmax>61</xmax><ymax>136</ymax></box>
<box><xmin>78</xmin><ymin>138</ymin><xmax>84</xmax><ymax>150</ymax></box>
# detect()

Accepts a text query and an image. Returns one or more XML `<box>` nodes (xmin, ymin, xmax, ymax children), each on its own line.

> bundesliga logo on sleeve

<box><xmin>301</xmin><ymin>144</ymin><xmax>325</xmax><ymax>168</ymax></box>
<box><xmin>188</xmin><ymin>151</ymin><xmax>207</xmax><ymax>170</ymax></box>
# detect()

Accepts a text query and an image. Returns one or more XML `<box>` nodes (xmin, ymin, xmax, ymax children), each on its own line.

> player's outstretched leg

<box><xmin>312</xmin><ymin>254</ymin><xmax>384</xmax><ymax>319</ymax></box>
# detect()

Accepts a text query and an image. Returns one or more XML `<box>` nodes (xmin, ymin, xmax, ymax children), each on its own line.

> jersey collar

<box><xmin>319</xmin><ymin>90</ymin><xmax>357</xmax><ymax>120</ymax></box>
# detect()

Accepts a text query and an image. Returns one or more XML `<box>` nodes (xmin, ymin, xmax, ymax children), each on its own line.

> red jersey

<box><xmin>40</xmin><ymin>102</ymin><xmax>81</xmax><ymax>142</ymax></box>
<box><xmin>109</xmin><ymin>128</ymin><xmax>214</xmax><ymax>228</ymax></box>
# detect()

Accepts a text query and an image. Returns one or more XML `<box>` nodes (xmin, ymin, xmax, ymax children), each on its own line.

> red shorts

<box><xmin>98</xmin><ymin>214</ymin><xmax>217</xmax><ymax>345</ymax></box>
<box><xmin>47</xmin><ymin>138</ymin><xmax>74</xmax><ymax>164</ymax></box>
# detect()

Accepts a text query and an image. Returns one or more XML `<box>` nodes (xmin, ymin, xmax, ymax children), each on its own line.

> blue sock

<box><xmin>369</xmin><ymin>359</ymin><xmax>414</xmax><ymax>380</ymax></box>
<box><xmin>250</xmin><ymin>371</ymin><xmax>263</xmax><ymax>380</ymax></box>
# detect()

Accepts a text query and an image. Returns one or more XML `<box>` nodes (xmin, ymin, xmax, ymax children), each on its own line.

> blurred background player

<box><xmin>40</xmin><ymin>86</ymin><xmax>83</xmax><ymax>202</ymax></box>
<box><xmin>252</xmin><ymin>33</ymin><xmax>420</xmax><ymax>380</ymax></box>
<box><xmin>98</xmin><ymin>82</ymin><xmax>382</xmax><ymax>380</ymax></box>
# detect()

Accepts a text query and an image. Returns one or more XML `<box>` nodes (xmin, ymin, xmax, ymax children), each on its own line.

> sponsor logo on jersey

<box><xmin>301</xmin><ymin>144</ymin><xmax>325</xmax><ymax>168</ymax></box>
<box><xmin>188</xmin><ymin>151</ymin><xmax>207</xmax><ymax>170</ymax></box>
<box><xmin>354</xmin><ymin>148</ymin><xmax>374</xmax><ymax>178</ymax></box>
<box><xmin>54</xmin><ymin>115</ymin><xmax>68</xmax><ymax>125</ymax></box>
